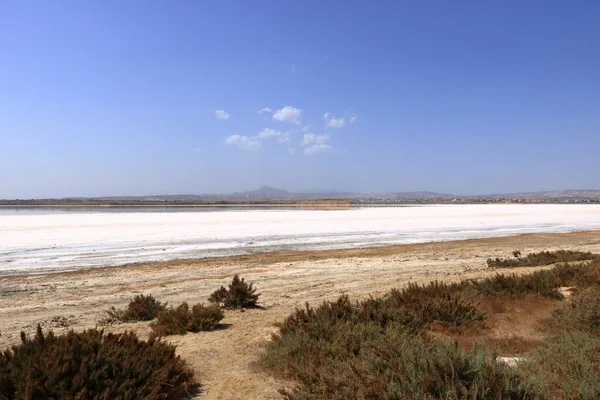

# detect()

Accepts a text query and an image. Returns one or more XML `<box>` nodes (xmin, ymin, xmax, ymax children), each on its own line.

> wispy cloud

<box><xmin>323</xmin><ymin>112</ymin><xmax>346</xmax><ymax>128</ymax></box>
<box><xmin>258</xmin><ymin>128</ymin><xmax>280</xmax><ymax>139</ymax></box>
<box><xmin>273</xmin><ymin>106</ymin><xmax>303</xmax><ymax>124</ymax></box>
<box><xmin>214</xmin><ymin>110</ymin><xmax>231</xmax><ymax>120</ymax></box>
<box><xmin>304</xmin><ymin>144</ymin><xmax>332</xmax><ymax>155</ymax></box>
<box><xmin>349</xmin><ymin>114</ymin><xmax>358</xmax><ymax>123</ymax></box>
<box><xmin>223</xmin><ymin>134</ymin><xmax>261</xmax><ymax>151</ymax></box>
<box><xmin>302</xmin><ymin>133</ymin><xmax>329</xmax><ymax>145</ymax></box>
<box><xmin>257</xmin><ymin>107</ymin><xmax>272</xmax><ymax>114</ymax></box>
<box><xmin>258</xmin><ymin>128</ymin><xmax>291</xmax><ymax>143</ymax></box>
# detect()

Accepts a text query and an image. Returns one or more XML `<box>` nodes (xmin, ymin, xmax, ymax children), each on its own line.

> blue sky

<box><xmin>1</xmin><ymin>1</ymin><xmax>599</xmax><ymax>198</ymax></box>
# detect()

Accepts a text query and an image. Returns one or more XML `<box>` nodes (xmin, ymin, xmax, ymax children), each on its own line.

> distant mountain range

<box><xmin>3</xmin><ymin>187</ymin><xmax>600</xmax><ymax>204</ymax></box>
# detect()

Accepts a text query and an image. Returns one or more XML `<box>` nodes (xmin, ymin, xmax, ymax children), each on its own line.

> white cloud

<box><xmin>327</xmin><ymin>117</ymin><xmax>346</xmax><ymax>128</ymax></box>
<box><xmin>259</xmin><ymin>128</ymin><xmax>280</xmax><ymax>139</ymax></box>
<box><xmin>277</xmin><ymin>132</ymin><xmax>292</xmax><ymax>143</ymax></box>
<box><xmin>258</xmin><ymin>107</ymin><xmax>272</xmax><ymax>114</ymax></box>
<box><xmin>301</xmin><ymin>124</ymin><xmax>313</xmax><ymax>132</ymax></box>
<box><xmin>214</xmin><ymin>110</ymin><xmax>231</xmax><ymax>120</ymax></box>
<box><xmin>323</xmin><ymin>112</ymin><xmax>346</xmax><ymax>128</ymax></box>
<box><xmin>273</xmin><ymin>106</ymin><xmax>303</xmax><ymax>124</ymax></box>
<box><xmin>349</xmin><ymin>114</ymin><xmax>358</xmax><ymax>123</ymax></box>
<box><xmin>302</xmin><ymin>133</ymin><xmax>329</xmax><ymax>145</ymax></box>
<box><xmin>304</xmin><ymin>144</ymin><xmax>332</xmax><ymax>155</ymax></box>
<box><xmin>223</xmin><ymin>135</ymin><xmax>261</xmax><ymax>151</ymax></box>
<box><xmin>258</xmin><ymin>128</ymin><xmax>291</xmax><ymax>143</ymax></box>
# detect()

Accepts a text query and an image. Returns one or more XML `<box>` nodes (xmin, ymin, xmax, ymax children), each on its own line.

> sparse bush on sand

<box><xmin>0</xmin><ymin>326</ymin><xmax>198</xmax><ymax>399</ymax></box>
<box><xmin>102</xmin><ymin>293</ymin><xmax>167</xmax><ymax>324</ymax></box>
<box><xmin>487</xmin><ymin>250</ymin><xmax>598</xmax><ymax>269</ymax></box>
<box><xmin>208</xmin><ymin>274</ymin><xmax>260</xmax><ymax>309</ymax></box>
<box><xmin>150</xmin><ymin>302</ymin><xmax>224</xmax><ymax>336</ymax></box>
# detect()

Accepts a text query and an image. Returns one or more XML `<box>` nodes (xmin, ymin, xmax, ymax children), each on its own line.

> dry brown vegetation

<box><xmin>150</xmin><ymin>303</ymin><xmax>224</xmax><ymax>337</ymax></box>
<box><xmin>262</xmin><ymin>255</ymin><xmax>600</xmax><ymax>399</ymax></box>
<box><xmin>0</xmin><ymin>326</ymin><xmax>198</xmax><ymax>399</ymax></box>
<box><xmin>208</xmin><ymin>274</ymin><xmax>260</xmax><ymax>309</ymax></box>
<box><xmin>486</xmin><ymin>249</ymin><xmax>598</xmax><ymax>269</ymax></box>
<box><xmin>101</xmin><ymin>293</ymin><xmax>167</xmax><ymax>324</ymax></box>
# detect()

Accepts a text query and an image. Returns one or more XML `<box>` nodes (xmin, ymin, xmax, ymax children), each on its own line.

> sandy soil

<box><xmin>2</xmin><ymin>231</ymin><xmax>600</xmax><ymax>399</ymax></box>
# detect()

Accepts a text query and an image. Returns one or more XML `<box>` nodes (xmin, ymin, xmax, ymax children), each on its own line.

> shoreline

<box><xmin>3</xmin><ymin>230</ymin><xmax>598</xmax><ymax>279</ymax></box>
<box><xmin>3</xmin><ymin>203</ymin><xmax>600</xmax><ymax>274</ymax></box>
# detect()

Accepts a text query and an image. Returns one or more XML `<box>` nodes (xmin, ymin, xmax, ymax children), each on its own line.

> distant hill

<box><xmin>233</xmin><ymin>186</ymin><xmax>291</xmax><ymax>199</ymax></box>
<box><xmin>2</xmin><ymin>188</ymin><xmax>600</xmax><ymax>204</ymax></box>
<box><xmin>386</xmin><ymin>191</ymin><xmax>452</xmax><ymax>199</ymax></box>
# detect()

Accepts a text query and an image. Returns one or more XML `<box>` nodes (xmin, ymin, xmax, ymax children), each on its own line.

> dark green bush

<box><xmin>487</xmin><ymin>250</ymin><xmax>598</xmax><ymax>269</ymax></box>
<box><xmin>102</xmin><ymin>293</ymin><xmax>167</xmax><ymax>324</ymax></box>
<box><xmin>0</xmin><ymin>326</ymin><xmax>198</xmax><ymax>399</ymax></box>
<box><xmin>150</xmin><ymin>303</ymin><xmax>224</xmax><ymax>336</ymax></box>
<box><xmin>208</xmin><ymin>274</ymin><xmax>260</xmax><ymax>309</ymax></box>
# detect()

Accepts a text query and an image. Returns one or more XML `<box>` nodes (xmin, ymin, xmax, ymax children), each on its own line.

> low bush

<box><xmin>264</xmin><ymin>289</ymin><xmax>487</xmax><ymax>383</ymax></box>
<box><xmin>519</xmin><ymin>332</ymin><xmax>600</xmax><ymax>399</ymax></box>
<box><xmin>272</xmin><ymin>330</ymin><xmax>536</xmax><ymax>400</ymax></box>
<box><xmin>547</xmin><ymin>287</ymin><xmax>600</xmax><ymax>336</ymax></box>
<box><xmin>102</xmin><ymin>293</ymin><xmax>167</xmax><ymax>324</ymax></box>
<box><xmin>0</xmin><ymin>326</ymin><xmax>198</xmax><ymax>399</ymax></box>
<box><xmin>263</xmin><ymin>260</ymin><xmax>600</xmax><ymax>399</ymax></box>
<box><xmin>473</xmin><ymin>271</ymin><xmax>563</xmax><ymax>299</ymax></box>
<box><xmin>487</xmin><ymin>250</ymin><xmax>598</xmax><ymax>269</ymax></box>
<box><xmin>150</xmin><ymin>303</ymin><xmax>224</xmax><ymax>336</ymax></box>
<box><xmin>208</xmin><ymin>274</ymin><xmax>260</xmax><ymax>309</ymax></box>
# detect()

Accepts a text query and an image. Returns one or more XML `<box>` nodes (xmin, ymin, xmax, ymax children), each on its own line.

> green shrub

<box><xmin>487</xmin><ymin>250</ymin><xmax>598</xmax><ymax>269</ymax></box>
<box><xmin>547</xmin><ymin>287</ymin><xmax>600</xmax><ymax>336</ymax></box>
<box><xmin>150</xmin><ymin>303</ymin><xmax>224</xmax><ymax>336</ymax></box>
<box><xmin>263</xmin><ymin>257</ymin><xmax>600</xmax><ymax>399</ymax></box>
<box><xmin>272</xmin><ymin>330</ymin><xmax>536</xmax><ymax>400</ymax></box>
<box><xmin>264</xmin><ymin>290</ymin><xmax>487</xmax><ymax>383</ymax></box>
<box><xmin>102</xmin><ymin>293</ymin><xmax>167</xmax><ymax>324</ymax></box>
<box><xmin>473</xmin><ymin>271</ymin><xmax>563</xmax><ymax>299</ymax></box>
<box><xmin>519</xmin><ymin>333</ymin><xmax>600</xmax><ymax>399</ymax></box>
<box><xmin>0</xmin><ymin>326</ymin><xmax>198</xmax><ymax>399</ymax></box>
<box><xmin>208</xmin><ymin>274</ymin><xmax>260</xmax><ymax>309</ymax></box>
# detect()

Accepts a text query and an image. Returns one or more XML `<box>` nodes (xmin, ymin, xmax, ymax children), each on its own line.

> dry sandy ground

<box><xmin>2</xmin><ymin>231</ymin><xmax>600</xmax><ymax>399</ymax></box>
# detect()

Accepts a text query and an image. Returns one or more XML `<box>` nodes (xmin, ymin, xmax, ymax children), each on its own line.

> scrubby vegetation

<box><xmin>487</xmin><ymin>249</ymin><xmax>598</xmax><ymax>269</ymax></box>
<box><xmin>209</xmin><ymin>274</ymin><xmax>260</xmax><ymax>309</ymax></box>
<box><xmin>102</xmin><ymin>293</ymin><xmax>167</xmax><ymax>324</ymax></box>
<box><xmin>518</xmin><ymin>278</ymin><xmax>600</xmax><ymax>398</ymax></box>
<box><xmin>0</xmin><ymin>326</ymin><xmax>198</xmax><ymax>399</ymax></box>
<box><xmin>150</xmin><ymin>302</ymin><xmax>224</xmax><ymax>336</ymax></box>
<box><xmin>263</xmin><ymin>258</ymin><xmax>600</xmax><ymax>399</ymax></box>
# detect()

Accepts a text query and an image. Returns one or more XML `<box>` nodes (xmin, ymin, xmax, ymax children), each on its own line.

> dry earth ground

<box><xmin>2</xmin><ymin>231</ymin><xmax>600</xmax><ymax>399</ymax></box>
